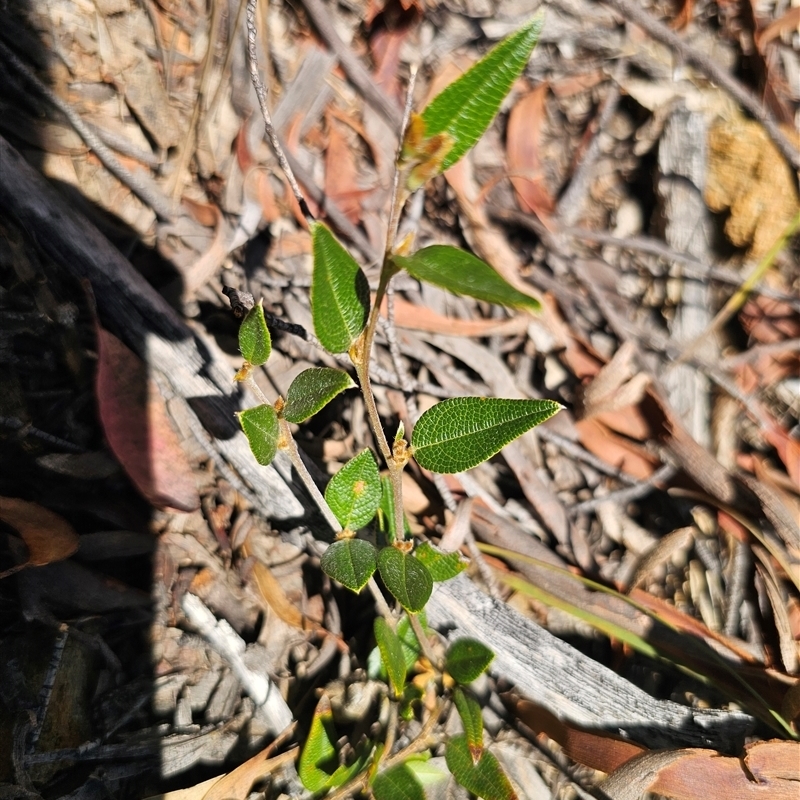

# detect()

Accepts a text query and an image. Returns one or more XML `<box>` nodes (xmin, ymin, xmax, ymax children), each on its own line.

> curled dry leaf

<box><xmin>0</xmin><ymin>497</ymin><xmax>79</xmax><ymax>574</ymax></box>
<box><xmin>96</xmin><ymin>326</ymin><xmax>200</xmax><ymax>512</ymax></box>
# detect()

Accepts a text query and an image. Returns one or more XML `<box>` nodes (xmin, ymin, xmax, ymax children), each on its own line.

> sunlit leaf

<box><xmin>414</xmin><ymin>541</ymin><xmax>467</xmax><ymax>582</ymax></box>
<box><xmin>372</xmin><ymin>763</ymin><xmax>426</xmax><ymax>800</ymax></box>
<box><xmin>310</xmin><ymin>222</ymin><xmax>369</xmax><ymax>354</ymax></box>
<box><xmin>393</xmin><ymin>246</ymin><xmax>539</xmax><ymax>311</ymax></box>
<box><xmin>238</xmin><ymin>300</ymin><xmax>272</xmax><ymax>365</ymax></box>
<box><xmin>374</xmin><ymin>617</ymin><xmax>407</xmax><ymax>697</ymax></box>
<box><xmin>445</xmin><ymin>638</ymin><xmax>494</xmax><ymax>685</ymax></box>
<box><xmin>320</xmin><ymin>539</ymin><xmax>377</xmax><ymax>593</ymax></box>
<box><xmin>412</xmin><ymin>397</ymin><xmax>561</xmax><ymax>473</ymax></box>
<box><xmin>378</xmin><ymin>547</ymin><xmax>432</xmax><ymax>614</ymax></box>
<box><xmin>445</xmin><ymin>736</ymin><xmax>515</xmax><ymax>800</ymax></box>
<box><xmin>325</xmin><ymin>450</ymin><xmax>381</xmax><ymax>531</ymax></box>
<box><xmin>453</xmin><ymin>687</ymin><xmax>484</xmax><ymax>761</ymax></box>
<box><xmin>420</xmin><ymin>14</ymin><xmax>544</xmax><ymax>173</ymax></box>
<box><xmin>283</xmin><ymin>367</ymin><xmax>355</xmax><ymax>423</ymax></box>
<box><xmin>237</xmin><ymin>404</ymin><xmax>280</xmax><ymax>466</ymax></box>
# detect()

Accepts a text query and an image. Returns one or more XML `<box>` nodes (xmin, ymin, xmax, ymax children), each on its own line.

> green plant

<box><xmin>235</xmin><ymin>13</ymin><xmax>559</xmax><ymax>799</ymax></box>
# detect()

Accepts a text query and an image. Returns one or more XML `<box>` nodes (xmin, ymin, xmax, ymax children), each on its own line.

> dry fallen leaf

<box><xmin>506</xmin><ymin>84</ymin><xmax>556</xmax><ymax>223</ymax></box>
<box><xmin>324</xmin><ymin>117</ymin><xmax>369</xmax><ymax>225</ymax></box>
<box><xmin>96</xmin><ymin>326</ymin><xmax>200</xmax><ymax>512</ymax></box>
<box><xmin>0</xmin><ymin>497</ymin><xmax>79</xmax><ymax>577</ymax></box>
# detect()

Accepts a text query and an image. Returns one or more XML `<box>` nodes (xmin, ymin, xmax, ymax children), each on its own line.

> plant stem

<box><xmin>277</xmin><ymin>418</ymin><xmax>342</xmax><ymax>534</ymax></box>
<box><xmin>280</xmin><ymin>421</ymin><xmax>394</xmax><ymax>619</ymax></box>
<box><xmin>385</xmin><ymin>65</ymin><xmax>417</xmax><ymax>257</ymax></box>
<box><xmin>408</xmin><ymin>612</ymin><xmax>440</xmax><ymax>671</ymax></box>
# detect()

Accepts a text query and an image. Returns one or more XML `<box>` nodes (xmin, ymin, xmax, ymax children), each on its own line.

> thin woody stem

<box><xmin>245</xmin><ymin>0</ymin><xmax>314</xmax><ymax>223</ymax></box>
<box><xmin>385</xmin><ymin>65</ymin><xmax>418</xmax><ymax>257</ymax></box>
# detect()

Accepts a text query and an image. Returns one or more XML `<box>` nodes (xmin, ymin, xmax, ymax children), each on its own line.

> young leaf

<box><xmin>325</xmin><ymin>450</ymin><xmax>381</xmax><ymax>531</ymax></box>
<box><xmin>237</xmin><ymin>404</ymin><xmax>280</xmax><ymax>466</ymax></box>
<box><xmin>377</xmin><ymin>474</ymin><xmax>410</xmax><ymax>544</ymax></box>
<box><xmin>411</xmin><ymin>397</ymin><xmax>561</xmax><ymax>474</ymax></box>
<box><xmin>378</xmin><ymin>547</ymin><xmax>433</xmax><ymax>614</ymax></box>
<box><xmin>420</xmin><ymin>14</ymin><xmax>544</xmax><ymax>174</ymax></box>
<box><xmin>321</xmin><ymin>539</ymin><xmax>377</xmax><ymax>593</ymax></box>
<box><xmin>374</xmin><ymin>617</ymin><xmax>407</xmax><ymax>698</ymax></box>
<box><xmin>310</xmin><ymin>221</ymin><xmax>370</xmax><ymax>354</ymax></box>
<box><xmin>445</xmin><ymin>638</ymin><xmax>494</xmax><ymax>685</ymax></box>
<box><xmin>283</xmin><ymin>367</ymin><xmax>355</xmax><ymax>423</ymax></box>
<box><xmin>372</xmin><ymin>763</ymin><xmax>426</xmax><ymax>800</ymax></box>
<box><xmin>453</xmin><ymin>687</ymin><xmax>484</xmax><ymax>761</ymax></box>
<box><xmin>393</xmin><ymin>246</ymin><xmax>539</xmax><ymax>311</ymax></box>
<box><xmin>238</xmin><ymin>300</ymin><xmax>272</xmax><ymax>365</ymax></box>
<box><xmin>414</xmin><ymin>541</ymin><xmax>467</xmax><ymax>582</ymax></box>
<box><xmin>445</xmin><ymin>736</ymin><xmax>516</xmax><ymax>800</ymax></box>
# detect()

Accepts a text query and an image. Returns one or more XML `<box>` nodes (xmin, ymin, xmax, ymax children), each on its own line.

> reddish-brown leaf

<box><xmin>512</xmin><ymin>698</ymin><xmax>647</xmax><ymax>774</ymax></box>
<box><xmin>507</xmin><ymin>84</ymin><xmax>556</xmax><ymax>223</ymax></box>
<box><xmin>96</xmin><ymin>327</ymin><xmax>199</xmax><ymax>512</ymax></box>
<box><xmin>324</xmin><ymin>118</ymin><xmax>369</xmax><ymax>225</ymax></box>
<box><xmin>0</xmin><ymin>497</ymin><xmax>79</xmax><ymax>572</ymax></box>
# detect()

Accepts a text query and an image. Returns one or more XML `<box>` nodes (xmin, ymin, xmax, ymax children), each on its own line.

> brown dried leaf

<box><xmin>324</xmin><ymin>118</ymin><xmax>369</xmax><ymax>225</ymax></box>
<box><xmin>202</xmin><ymin>747</ymin><xmax>297</xmax><ymax>800</ymax></box>
<box><xmin>240</xmin><ymin>534</ymin><xmax>316</xmax><ymax>631</ymax></box>
<box><xmin>380</xmin><ymin>294</ymin><xmax>530</xmax><ymax>337</ymax></box>
<box><xmin>512</xmin><ymin>698</ymin><xmax>648</xmax><ymax>774</ymax></box>
<box><xmin>96</xmin><ymin>327</ymin><xmax>199</xmax><ymax>512</ymax></box>
<box><xmin>0</xmin><ymin>497</ymin><xmax>79</xmax><ymax>572</ymax></box>
<box><xmin>574</xmin><ymin>418</ymin><xmax>659</xmax><ymax>480</ymax></box>
<box><xmin>507</xmin><ymin>84</ymin><xmax>556</xmax><ymax>223</ymax></box>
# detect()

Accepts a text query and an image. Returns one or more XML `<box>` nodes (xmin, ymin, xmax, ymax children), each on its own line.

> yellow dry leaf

<box><xmin>704</xmin><ymin>118</ymin><xmax>799</xmax><ymax>259</ymax></box>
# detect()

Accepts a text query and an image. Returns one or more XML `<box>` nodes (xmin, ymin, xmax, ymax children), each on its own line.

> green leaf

<box><xmin>377</xmin><ymin>475</ymin><xmax>410</xmax><ymax>544</ymax></box>
<box><xmin>325</xmin><ymin>450</ymin><xmax>382</xmax><ymax>531</ymax></box>
<box><xmin>445</xmin><ymin>736</ymin><xmax>516</xmax><ymax>800</ymax></box>
<box><xmin>298</xmin><ymin>696</ymin><xmax>369</xmax><ymax>792</ymax></box>
<box><xmin>283</xmin><ymin>367</ymin><xmax>355</xmax><ymax>423</ymax></box>
<box><xmin>396</xmin><ymin>612</ymin><xmax>425</xmax><ymax>670</ymax></box>
<box><xmin>372</xmin><ymin>763</ymin><xmax>426</xmax><ymax>800</ymax></box>
<box><xmin>445</xmin><ymin>638</ymin><xmax>494</xmax><ymax>685</ymax></box>
<box><xmin>421</xmin><ymin>14</ymin><xmax>544</xmax><ymax>173</ymax></box>
<box><xmin>374</xmin><ymin>617</ymin><xmax>407</xmax><ymax>698</ymax></box>
<box><xmin>414</xmin><ymin>542</ymin><xmax>467</xmax><ymax>582</ymax></box>
<box><xmin>403</xmin><ymin>757</ymin><xmax>448</xmax><ymax>788</ymax></box>
<box><xmin>378</xmin><ymin>547</ymin><xmax>433</xmax><ymax>614</ymax></box>
<box><xmin>237</xmin><ymin>404</ymin><xmax>279</xmax><ymax>466</ymax></box>
<box><xmin>310</xmin><ymin>221</ymin><xmax>370</xmax><ymax>354</ymax></box>
<box><xmin>321</xmin><ymin>539</ymin><xmax>377</xmax><ymax>593</ymax></box>
<box><xmin>238</xmin><ymin>300</ymin><xmax>272</xmax><ymax>365</ymax></box>
<box><xmin>393</xmin><ymin>246</ymin><xmax>539</xmax><ymax>311</ymax></box>
<box><xmin>411</xmin><ymin>397</ymin><xmax>561</xmax><ymax>474</ymax></box>
<box><xmin>453</xmin><ymin>687</ymin><xmax>484</xmax><ymax>760</ymax></box>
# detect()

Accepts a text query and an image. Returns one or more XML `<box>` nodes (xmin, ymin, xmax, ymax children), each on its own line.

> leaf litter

<box><xmin>0</xmin><ymin>0</ymin><xmax>799</xmax><ymax>796</ymax></box>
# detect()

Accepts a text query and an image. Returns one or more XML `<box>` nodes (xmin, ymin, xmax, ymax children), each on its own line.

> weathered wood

<box><xmin>426</xmin><ymin>573</ymin><xmax>755</xmax><ymax>752</ymax></box>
